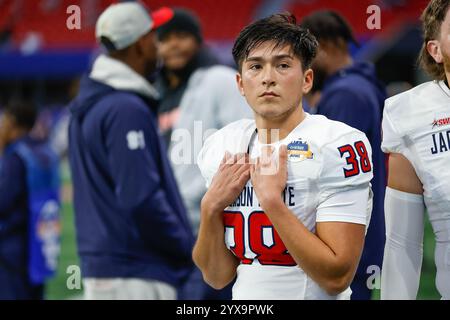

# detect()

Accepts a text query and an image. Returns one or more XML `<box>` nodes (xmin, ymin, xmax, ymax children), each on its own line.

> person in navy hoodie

<box><xmin>301</xmin><ymin>11</ymin><xmax>387</xmax><ymax>300</ymax></box>
<box><xmin>0</xmin><ymin>100</ymin><xmax>60</xmax><ymax>300</ymax></box>
<box><xmin>68</xmin><ymin>2</ymin><xmax>194</xmax><ymax>300</ymax></box>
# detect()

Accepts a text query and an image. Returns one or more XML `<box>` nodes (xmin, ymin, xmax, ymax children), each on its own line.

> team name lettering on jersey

<box><xmin>431</xmin><ymin>130</ymin><xmax>450</xmax><ymax>155</ymax></box>
<box><xmin>229</xmin><ymin>186</ymin><xmax>296</xmax><ymax>208</ymax></box>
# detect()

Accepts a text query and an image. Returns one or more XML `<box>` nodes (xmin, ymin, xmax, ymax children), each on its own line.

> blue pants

<box><xmin>178</xmin><ymin>267</ymin><xmax>233</xmax><ymax>300</ymax></box>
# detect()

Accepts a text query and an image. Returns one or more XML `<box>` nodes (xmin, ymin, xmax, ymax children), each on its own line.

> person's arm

<box><xmin>381</xmin><ymin>153</ymin><xmax>424</xmax><ymax>299</ymax></box>
<box><xmin>193</xmin><ymin>152</ymin><xmax>250</xmax><ymax>289</ymax></box>
<box><xmin>104</xmin><ymin>99</ymin><xmax>193</xmax><ymax>259</ymax></box>
<box><xmin>0</xmin><ymin>153</ymin><xmax>26</xmax><ymax>216</ymax></box>
<box><xmin>250</xmin><ymin>146</ymin><xmax>366</xmax><ymax>295</ymax></box>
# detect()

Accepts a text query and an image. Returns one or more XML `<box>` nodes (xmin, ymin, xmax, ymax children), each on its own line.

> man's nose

<box><xmin>160</xmin><ymin>34</ymin><xmax>180</xmax><ymax>50</ymax></box>
<box><xmin>261</xmin><ymin>66</ymin><xmax>276</xmax><ymax>86</ymax></box>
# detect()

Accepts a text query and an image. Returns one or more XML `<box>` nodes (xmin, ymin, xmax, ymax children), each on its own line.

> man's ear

<box><xmin>136</xmin><ymin>31</ymin><xmax>154</xmax><ymax>55</ymax></box>
<box><xmin>137</xmin><ymin>35</ymin><xmax>149</xmax><ymax>55</ymax></box>
<box><xmin>302</xmin><ymin>69</ymin><xmax>314</xmax><ymax>94</ymax></box>
<box><xmin>427</xmin><ymin>40</ymin><xmax>443</xmax><ymax>64</ymax></box>
<box><xmin>0</xmin><ymin>114</ymin><xmax>14</xmax><ymax>147</ymax></box>
<box><xmin>236</xmin><ymin>72</ymin><xmax>245</xmax><ymax>96</ymax></box>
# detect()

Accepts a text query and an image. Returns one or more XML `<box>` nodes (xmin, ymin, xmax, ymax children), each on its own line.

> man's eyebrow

<box><xmin>245</xmin><ymin>54</ymin><xmax>294</xmax><ymax>62</ymax></box>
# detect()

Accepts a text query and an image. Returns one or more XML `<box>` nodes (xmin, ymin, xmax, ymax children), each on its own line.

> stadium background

<box><xmin>0</xmin><ymin>0</ymin><xmax>440</xmax><ymax>299</ymax></box>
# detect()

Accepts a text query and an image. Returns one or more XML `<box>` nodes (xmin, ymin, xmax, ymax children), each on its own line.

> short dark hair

<box><xmin>300</xmin><ymin>10</ymin><xmax>359</xmax><ymax>47</ymax></box>
<box><xmin>4</xmin><ymin>99</ymin><xmax>37</xmax><ymax>130</ymax></box>
<box><xmin>418</xmin><ymin>0</ymin><xmax>450</xmax><ymax>81</ymax></box>
<box><xmin>232</xmin><ymin>13</ymin><xmax>318</xmax><ymax>72</ymax></box>
<box><xmin>157</xmin><ymin>8</ymin><xmax>203</xmax><ymax>43</ymax></box>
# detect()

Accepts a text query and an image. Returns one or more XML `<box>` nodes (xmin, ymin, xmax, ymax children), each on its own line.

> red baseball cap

<box><xmin>151</xmin><ymin>7</ymin><xmax>174</xmax><ymax>30</ymax></box>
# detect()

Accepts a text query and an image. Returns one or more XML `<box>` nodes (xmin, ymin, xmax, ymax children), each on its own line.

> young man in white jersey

<box><xmin>193</xmin><ymin>13</ymin><xmax>374</xmax><ymax>300</ymax></box>
<box><xmin>381</xmin><ymin>0</ymin><xmax>450</xmax><ymax>300</ymax></box>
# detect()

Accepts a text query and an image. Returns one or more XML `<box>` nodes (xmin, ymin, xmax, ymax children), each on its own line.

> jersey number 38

<box><xmin>223</xmin><ymin>211</ymin><xmax>296</xmax><ymax>266</ymax></box>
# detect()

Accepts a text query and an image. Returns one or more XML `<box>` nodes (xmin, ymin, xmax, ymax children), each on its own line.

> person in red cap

<box><xmin>67</xmin><ymin>2</ymin><xmax>194</xmax><ymax>300</ymax></box>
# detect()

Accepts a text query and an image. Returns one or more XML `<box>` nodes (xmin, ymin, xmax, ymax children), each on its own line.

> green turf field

<box><xmin>45</xmin><ymin>163</ymin><xmax>83</xmax><ymax>300</ymax></box>
<box><xmin>45</xmin><ymin>202</ymin><xmax>83</xmax><ymax>300</ymax></box>
<box><xmin>46</xmin><ymin>164</ymin><xmax>442</xmax><ymax>300</ymax></box>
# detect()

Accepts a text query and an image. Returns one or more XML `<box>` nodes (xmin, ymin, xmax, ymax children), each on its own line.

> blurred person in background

<box><xmin>67</xmin><ymin>3</ymin><xmax>194</xmax><ymax>300</ymax></box>
<box><xmin>0</xmin><ymin>100</ymin><xmax>60</xmax><ymax>300</ymax></box>
<box><xmin>381</xmin><ymin>0</ymin><xmax>450</xmax><ymax>299</ymax></box>
<box><xmin>155</xmin><ymin>8</ymin><xmax>252</xmax><ymax>299</ymax></box>
<box><xmin>301</xmin><ymin>11</ymin><xmax>387</xmax><ymax>300</ymax></box>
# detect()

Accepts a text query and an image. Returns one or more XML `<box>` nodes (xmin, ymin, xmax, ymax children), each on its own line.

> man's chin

<box><xmin>255</xmin><ymin>109</ymin><xmax>285</xmax><ymax>120</ymax></box>
<box><xmin>164</xmin><ymin>59</ymin><xmax>189</xmax><ymax>71</ymax></box>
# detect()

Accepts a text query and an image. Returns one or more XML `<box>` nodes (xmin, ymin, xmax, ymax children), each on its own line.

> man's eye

<box><xmin>250</xmin><ymin>64</ymin><xmax>261</xmax><ymax>70</ymax></box>
<box><xmin>279</xmin><ymin>63</ymin><xmax>290</xmax><ymax>69</ymax></box>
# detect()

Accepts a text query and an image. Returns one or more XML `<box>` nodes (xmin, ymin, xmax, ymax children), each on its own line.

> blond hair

<box><xmin>418</xmin><ymin>0</ymin><xmax>450</xmax><ymax>80</ymax></box>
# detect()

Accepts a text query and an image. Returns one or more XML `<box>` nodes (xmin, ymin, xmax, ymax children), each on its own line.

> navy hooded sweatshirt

<box><xmin>68</xmin><ymin>71</ymin><xmax>194</xmax><ymax>287</ymax></box>
<box><xmin>0</xmin><ymin>136</ymin><xmax>56</xmax><ymax>299</ymax></box>
<box><xmin>316</xmin><ymin>61</ymin><xmax>387</xmax><ymax>294</ymax></box>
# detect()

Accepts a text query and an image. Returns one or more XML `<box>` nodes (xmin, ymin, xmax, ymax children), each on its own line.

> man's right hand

<box><xmin>202</xmin><ymin>152</ymin><xmax>251</xmax><ymax>214</ymax></box>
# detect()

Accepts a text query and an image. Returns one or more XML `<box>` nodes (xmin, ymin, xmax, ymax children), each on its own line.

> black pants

<box><xmin>0</xmin><ymin>264</ymin><xmax>44</xmax><ymax>300</ymax></box>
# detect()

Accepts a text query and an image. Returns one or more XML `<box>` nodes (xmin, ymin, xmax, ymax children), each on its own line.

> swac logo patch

<box><xmin>287</xmin><ymin>139</ymin><xmax>313</xmax><ymax>162</ymax></box>
<box><xmin>431</xmin><ymin>116</ymin><xmax>450</xmax><ymax>129</ymax></box>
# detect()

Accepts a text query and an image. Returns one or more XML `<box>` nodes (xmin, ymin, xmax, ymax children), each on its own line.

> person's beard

<box><xmin>443</xmin><ymin>50</ymin><xmax>450</xmax><ymax>84</ymax></box>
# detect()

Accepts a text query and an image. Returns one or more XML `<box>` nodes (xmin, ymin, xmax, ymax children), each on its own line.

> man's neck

<box><xmin>327</xmin><ymin>54</ymin><xmax>353</xmax><ymax>77</ymax></box>
<box><xmin>2</xmin><ymin>131</ymin><xmax>27</xmax><ymax>152</ymax></box>
<box><xmin>167</xmin><ymin>72</ymin><xmax>181</xmax><ymax>88</ymax></box>
<box><xmin>112</xmin><ymin>55</ymin><xmax>145</xmax><ymax>77</ymax></box>
<box><xmin>255</xmin><ymin>107</ymin><xmax>305</xmax><ymax>144</ymax></box>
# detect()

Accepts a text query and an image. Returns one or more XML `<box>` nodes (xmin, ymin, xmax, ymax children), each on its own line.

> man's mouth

<box><xmin>260</xmin><ymin>92</ymin><xmax>280</xmax><ymax>97</ymax></box>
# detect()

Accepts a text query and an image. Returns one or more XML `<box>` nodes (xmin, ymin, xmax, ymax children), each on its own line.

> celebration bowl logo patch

<box><xmin>287</xmin><ymin>139</ymin><xmax>313</xmax><ymax>162</ymax></box>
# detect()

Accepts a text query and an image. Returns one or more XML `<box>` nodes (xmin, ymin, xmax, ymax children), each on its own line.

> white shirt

<box><xmin>198</xmin><ymin>113</ymin><xmax>373</xmax><ymax>299</ymax></box>
<box><xmin>381</xmin><ymin>80</ymin><xmax>450</xmax><ymax>298</ymax></box>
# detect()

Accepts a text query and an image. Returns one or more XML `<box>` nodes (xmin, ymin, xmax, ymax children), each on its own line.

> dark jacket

<box><xmin>0</xmin><ymin>136</ymin><xmax>54</xmax><ymax>299</ymax></box>
<box><xmin>68</xmin><ymin>71</ymin><xmax>194</xmax><ymax>287</ymax></box>
<box><xmin>317</xmin><ymin>61</ymin><xmax>387</xmax><ymax>294</ymax></box>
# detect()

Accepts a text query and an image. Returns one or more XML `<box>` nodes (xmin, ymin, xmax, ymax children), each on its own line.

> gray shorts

<box><xmin>83</xmin><ymin>278</ymin><xmax>176</xmax><ymax>300</ymax></box>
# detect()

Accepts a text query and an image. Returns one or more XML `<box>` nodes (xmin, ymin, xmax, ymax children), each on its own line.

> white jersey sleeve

<box><xmin>316</xmin><ymin>130</ymin><xmax>374</xmax><ymax>226</ymax></box>
<box><xmin>381</xmin><ymin>100</ymin><xmax>404</xmax><ymax>154</ymax></box>
<box><xmin>197</xmin><ymin>131</ymin><xmax>221</xmax><ymax>188</ymax></box>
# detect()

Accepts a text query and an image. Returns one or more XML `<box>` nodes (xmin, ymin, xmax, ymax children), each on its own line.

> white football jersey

<box><xmin>198</xmin><ymin>113</ymin><xmax>373</xmax><ymax>300</ymax></box>
<box><xmin>381</xmin><ymin>80</ymin><xmax>450</xmax><ymax>298</ymax></box>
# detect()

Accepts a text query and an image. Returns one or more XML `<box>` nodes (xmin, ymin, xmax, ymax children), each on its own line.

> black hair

<box><xmin>4</xmin><ymin>99</ymin><xmax>37</xmax><ymax>130</ymax></box>
<box><xmin>232</xmin><ymin>12</ymin><xmax>318</xmax><ymax>72</ymax></box>
<box><xmin>300</xmin><ymin>10</ymin><xmax>359</xmax><ymax>47</ymax></box>
<box><xmin>157</xmin><ymin>8</ymin><xmax>202</xmax><ymax>43</ymax></box>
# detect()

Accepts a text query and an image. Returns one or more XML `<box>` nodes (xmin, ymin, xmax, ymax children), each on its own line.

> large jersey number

<box><xmin>223</xmin><ymin>211</ymin><xmax>296</xmax><ymax>266</ymax></box>
<box><xmin>338</xmin><ymin>141</ymin><xmax>371</xmax><ymax>178</ymax></box>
